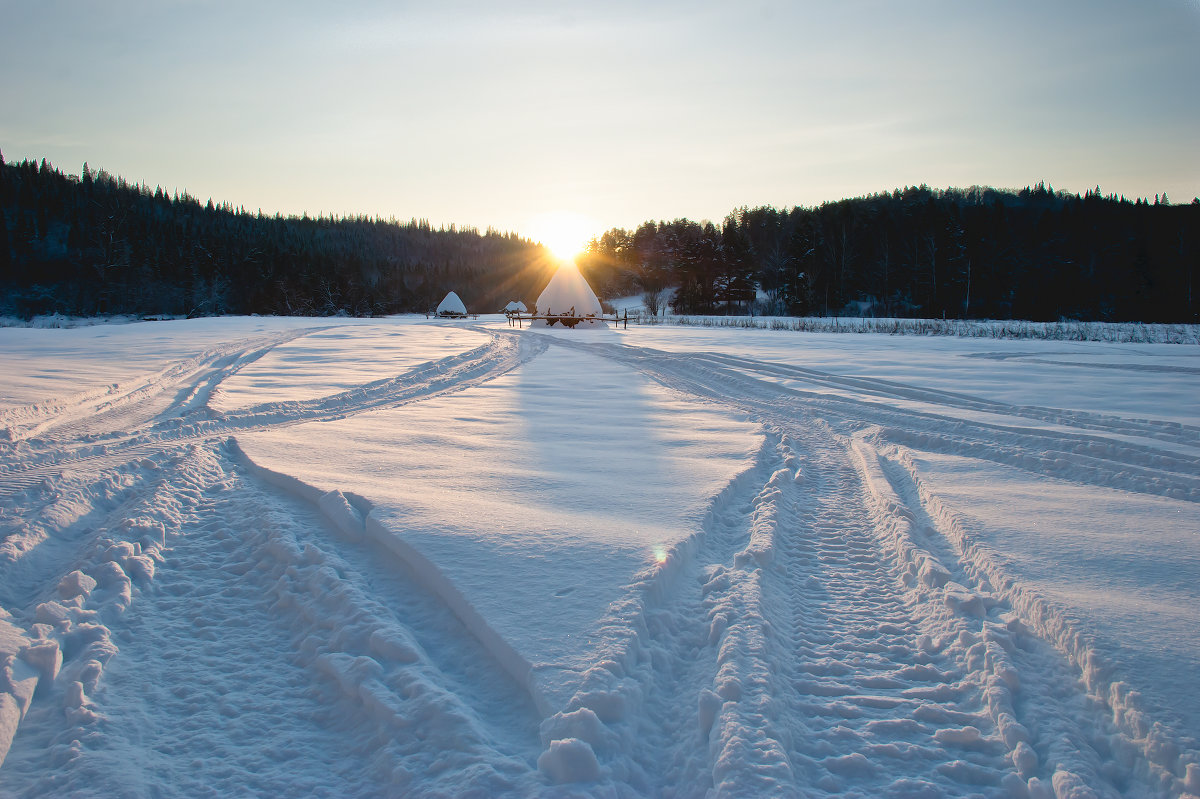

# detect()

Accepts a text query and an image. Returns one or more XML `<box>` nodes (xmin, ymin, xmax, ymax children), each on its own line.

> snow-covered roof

<box><xmin>436</xmin><ymin>291</ymin><xmax>467</xmax><ymax>315</ymax></box>
<box><xmin>504</xmin><ymin>300</ymin><xmax>528</xmax><ymax>312</ymax></box>
<box><xmin>536</xmin><ymin>265</ymin><xmax>602</xmax><ymax>317</ymax></box>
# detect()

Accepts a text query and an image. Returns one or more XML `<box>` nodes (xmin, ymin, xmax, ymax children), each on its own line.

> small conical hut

<box><xmin>535</xmin><ymin>265</ymin><xmax>603</xmax><ymax>325</ymax></box>
<box><xmin>436</xmin><ymin>291</ymin><xmax>468</xmax><ymax>318</ymax></box>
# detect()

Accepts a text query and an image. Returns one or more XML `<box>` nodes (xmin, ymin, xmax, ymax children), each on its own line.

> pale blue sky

<box><xmin>2</xmin><ymin>0</ymin><xmax>1197</xmax><ymax>238</ymax></box>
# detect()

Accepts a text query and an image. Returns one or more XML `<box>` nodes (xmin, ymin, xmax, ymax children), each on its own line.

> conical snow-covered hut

<box><xmin>436</xmin><ymin>291</ymin><xmax>468</xmax><ymax>318</ymax></box>
<box><xmin>536</xmin><ymin>265</ymin><xmax>603</xmax><ymax>327</ymax></box>
<box><xmin>504</xmin><ymin>300</ymin><xmax>528</xmax><ymax>313</ymax></box>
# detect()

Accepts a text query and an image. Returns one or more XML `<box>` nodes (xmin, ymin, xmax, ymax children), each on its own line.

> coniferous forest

<box><xmin>2</xmin><ymin>152</ymin><xmax>1198</xmax><ymax>323</ymax></box>
<box><xmin>579</xmin><ymin>187</ymin><xmax>1200</xmax><ymax>323</ymax></box>
<box><xmin>0</xmin><ymin>154</ymin><xmax>556</xmax><ymax>319</ymax></box>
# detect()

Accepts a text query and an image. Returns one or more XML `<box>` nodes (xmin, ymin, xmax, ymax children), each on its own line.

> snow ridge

<box><xmin>232</xmin><ymin>439</ymin><xmax>551</xmax><ymax>718</ymax></box>
<box><xmin>858</xmin><ymin>438</ymin><xmax>1200</xmax><ymax>796</ymax></box>
<box><xmin>539</xmin><ymin>332</ymin><xmax>1195</xmax><ymax>796</ymax></box>
<box><xmin>0</xmin><ymin>442</ymin><xmax>546</xmax><ymax>795</ymax></box>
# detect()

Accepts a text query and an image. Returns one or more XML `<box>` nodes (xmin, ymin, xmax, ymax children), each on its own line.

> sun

<box><xmin>528</xmin><ymin>211</ymin><xmax>599</xmax><ymax>264</ymax></box>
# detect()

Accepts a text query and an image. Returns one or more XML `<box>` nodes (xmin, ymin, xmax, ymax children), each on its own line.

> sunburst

<box><xmin>528</xmin><ymin>210</ymin><xmax>599</xmax><ymax>263</ymax></box>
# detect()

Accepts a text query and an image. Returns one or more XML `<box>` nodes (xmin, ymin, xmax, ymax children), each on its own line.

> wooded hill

<box><xmin>2</xmin><ymin>153</ymin><xmax>1197</xmax><ymax>323</ymax></box>
<box><xmin>0</xmin><ymin>154</ymin><xmax>556</xmax><ymax>319</ymax></box>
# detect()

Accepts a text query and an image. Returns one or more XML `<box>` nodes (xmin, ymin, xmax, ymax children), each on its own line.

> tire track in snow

<box><xmin>535</xmin><ymin>424</ymin><xmax>1035</xmax><ymax>796</ymax></box>
<box><xmin>699</xmin><ymin>350</ymin><xmax>1200</xmax><ymax>448</ymax></box>
<box><xmin>863</xmin><ymin>439</ymin><xmax>1200</xmax><ymax>797</ymax></box>
<box><xmin>0</xmin><ymin>329</ymin><xmax>547</xmax><ymax>791</ymax></box>
<box><xmin>0</xmin><ymin>330</ymin><xmax>543</xmax><ymax>501</ymax></box>
<box><xmin>0</xmin><ymin>442</ymin><xmax>543</xmax><ymax>796</ymax></box>
<box><xmin>549</xmin><ymin>337</ymin><xmax>1200</xmax><ymax>505</ymax></box>
<box><xmin>0</xmin><ymin>328</ymin><xmax>321</xmax><ymax>444</ymax></box>
<box><xmin>690</xmin><ymin>424</ymin><xmax>1054</xmax><ymax>797</ymax></box>
<box><xmin>845</xmin><ymin>432</ymin><xmax>1145</xmax><ymax>798</ymax></box>
<box><xmin>770</xmin><ymin>427</ymin><xmax>1019</xmax><ymax>796</ymax></box>
<box><xmin>532</xmin><ymin>333</ymin><xmax>1187</xmax><ymax>797</ymax></box>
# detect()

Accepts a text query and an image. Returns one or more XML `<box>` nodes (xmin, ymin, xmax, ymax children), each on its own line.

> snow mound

<box><xmin>436</xmin><ymin>291</ymin><xmax>467</xmax><ymax>316</ymax></box>
<box><xmin>536</xmin><ymin>265</ymin><xmax>602</xmax><ymax>318</ymax></box>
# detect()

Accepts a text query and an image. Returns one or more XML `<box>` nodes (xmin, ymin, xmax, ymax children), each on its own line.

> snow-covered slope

<box><xmin>0</xmin><ymin>316</ymin><xmax>1197</xmax><ymax>797</ymax></box>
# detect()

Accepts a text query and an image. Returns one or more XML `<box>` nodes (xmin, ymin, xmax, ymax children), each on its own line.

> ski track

<box><xmin>1</xmin><ymin>323</ymin><xmax>1197</xmax><ymax>797</ymax></box>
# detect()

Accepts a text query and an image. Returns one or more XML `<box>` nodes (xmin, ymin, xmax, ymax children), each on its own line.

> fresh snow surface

<box><xmin>1</xmin><ymin>315</ymin><xmax>1198</xmax><ymax>798</ymax></box>
<box><xmin>210</xmin><ymin>324</ymin><xmax>488</xmax><ymax>410</ymax></box>
<box><xmin>236</xmin><ymin>333</ymin><xmax>760</xmax><ymax>713</ymax></box>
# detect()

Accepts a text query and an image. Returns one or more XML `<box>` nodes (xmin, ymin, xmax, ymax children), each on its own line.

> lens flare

<box><xmin>528</xmin><ymin>210</ymin><xmax>599</xmax><ymax>263</ymax></box>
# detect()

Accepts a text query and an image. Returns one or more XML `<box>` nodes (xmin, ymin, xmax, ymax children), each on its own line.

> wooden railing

<box><xmin>506</xmin><ymin>309</ymin><xmax>631</xmax><ymax>329</ymax></box>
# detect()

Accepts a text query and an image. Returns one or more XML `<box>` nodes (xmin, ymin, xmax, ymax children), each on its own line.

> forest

<box><xmin>0</xmin><ymin>153</ymin><xmax>556</xmax><ymax>319</ymax></box>
<box><xmin>2</xmin><ymin>152</ymin><xmax>1198</xmax><ymax>323</ymax></box>
<box><xmin>579</xmin><ymin>187</ymin><xmax>1199</xmax><ymax>323</ymax></box>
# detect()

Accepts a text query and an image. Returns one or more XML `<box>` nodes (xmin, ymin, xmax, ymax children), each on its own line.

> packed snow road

<box><xmin>0</xmin><ymin>316</ymin><xmax>1197</xmax><ymax>797</ymax></box>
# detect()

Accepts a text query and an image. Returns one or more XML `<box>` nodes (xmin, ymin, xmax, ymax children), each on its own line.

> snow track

<box><xmin>0</xmin><ymin>329</ymin><xmax>540</xmax><ymax>499</ymax></box>
<box><xmin>0</xmin><ymin>324</ymin><xmax>549</xmax><ymax>794</ymax></box>
<box><xmin>0</xmin><ymin>329</ymin><xmax>318</xmax><ymax>444</ymax></box>
<box><xmin>536</xmin><ymin>424</ymin><xmax>1151</xmax><ymax>796</ymax></box>
<box><xmin>0</xmin><ymin>442</ymin><xmax>544</xmax><ymax>796</ymax></box>
<box><xmin>1</xmin><ymin>320</ymin><xmax>1196</xmax><ymax>797</ymax></box>
<box><xmin>557</xmin><ymin>340</ymin><xmax>1200</xmax><ymax>504</ymax></box>
<box><xmin>532</xmin><ymin>333</ymin><xmax>1198</xmax><ymax>797</ymax></box>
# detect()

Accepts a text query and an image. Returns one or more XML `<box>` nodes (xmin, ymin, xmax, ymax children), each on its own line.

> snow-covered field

<box><xmin>0</xmin><ymin>315</ymin><xmax>1197</xmax><ymax>798</ymax></box>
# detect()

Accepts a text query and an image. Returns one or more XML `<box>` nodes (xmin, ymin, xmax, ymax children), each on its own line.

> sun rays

<box><xmin>528</xmin><ymin>210</ymin><xmax>600</xmax><ymax>264</ymax></box>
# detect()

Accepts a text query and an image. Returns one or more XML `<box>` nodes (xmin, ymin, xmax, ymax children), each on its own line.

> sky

<box><xmin>2</xmin><ymin>0</ymin><xmax>1198</xmax><ymax>244</ymax></box>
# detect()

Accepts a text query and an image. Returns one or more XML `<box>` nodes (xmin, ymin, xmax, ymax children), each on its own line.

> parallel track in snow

<box><xmin>0</xmin><ymin>327</ymin><xmax>549</xmax><ymax>796</ymax></box>
<box><xmin>551</xmin><ymin>338</ymin><xmax>1200</xmax><ymax>504</ymax></box>
<box><xmin>0</xmin><ymin>330</ymin><xmax>544</xmax><ymax>499</ymax></box>
<box><xmin>537</xmin><ymin>333</ymin><xmax>1196</xmax><ymax>798</ymax></box>
<box><xmin>0</xmin><ymin>443</ymin><xmax>544</xmax><ymax>796</ymax></box>
<box><xmin>1</xmin><ymin>325</ymin><xmax>1195</xmax><ymax>797</ymax></box>
<box><xmin>0</xmin><ymin>328</ymin><xmax>321</xmax><ymax>443</ymax></box>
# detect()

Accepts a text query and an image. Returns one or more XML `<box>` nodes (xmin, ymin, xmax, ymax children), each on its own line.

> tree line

<box><xmin>579</xmin><ymin>185</ymin><xmax>1199</xmax><ymax>323</ymax></box>
<box><xmin>0</xmin><ymin>153</ymin><xmax>557</xmax><ymax>319</ymax></box>
<box><xmin>2</xmin><ymin>152</ymin><xmax>1197</xmax><ymax>323</ymax></box>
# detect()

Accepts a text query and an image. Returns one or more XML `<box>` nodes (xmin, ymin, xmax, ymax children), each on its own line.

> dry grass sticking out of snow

<box><xmin>638</xmin><ymin>314</ymin><xmax>1200</xmax><ymax>344</ymax></box>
